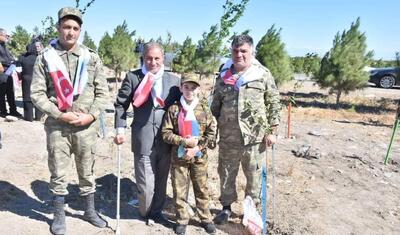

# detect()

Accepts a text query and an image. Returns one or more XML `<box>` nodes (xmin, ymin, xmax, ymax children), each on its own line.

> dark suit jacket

<box><xmin>114</xmin><ymin>69</ymin><xmax>181</xmax><ymax>155</ymax></box>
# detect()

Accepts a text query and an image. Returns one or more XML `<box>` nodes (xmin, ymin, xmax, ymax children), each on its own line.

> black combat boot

<box><xmin>51</xmin><ymin>196</ymin><xmax>66</xmax><ymax>235</ymax></box>
<box><xmin>83</xmin><ymin>193</ymin><xmax>107</xmax><ymax>228</ymax></box>
<box><xmin>214</xmin><ymin>205</ymin><xmax>232</xmax><ymax>225</ymax></box>
<box><xmin>202</xmin><ymin>222</ymin><xmax>217</xmax><ymax>234</ymax></box>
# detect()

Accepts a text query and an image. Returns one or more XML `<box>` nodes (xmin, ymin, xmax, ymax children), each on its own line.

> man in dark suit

<box><xmin>114</xmin><ymin>42</ymin><xmax>181</xmax><ymax>225</ymax></box>
<box><xmin>0</xmin><ymin>28</ymin><xmax>21</xmax><ymax>117</ymax></box>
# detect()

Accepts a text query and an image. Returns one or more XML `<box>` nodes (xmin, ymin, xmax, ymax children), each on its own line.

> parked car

<box><xmin>369</xmin><ymin>67</ymin><xmax>400</xmax><ymax>88</ymax></box>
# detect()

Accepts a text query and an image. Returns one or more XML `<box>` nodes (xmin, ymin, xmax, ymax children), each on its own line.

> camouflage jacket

<box><xmin>31</xmin><ymin>42</ymin><xmax>108</xmax><ymax>122</ymax></box>
<box><xmin>162</xmin><ymin>99</ymin><xmax>217</xmax><ymax>159</ymax></box>
<box><xmin>211</xmin><ymin>63</ymin><xmax>281</xmax><ymax>145</ymax></box>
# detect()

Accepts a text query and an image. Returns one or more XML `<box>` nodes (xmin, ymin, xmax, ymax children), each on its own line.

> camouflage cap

<box><xmin>58</xmin><ymin>7</ymin><xmax>83</xmax><ymax>25</ymax></box>
<box><xmin>181</xmin><ymin>73</ymin><xmax>200</xmax><ymax>86</ymax></box>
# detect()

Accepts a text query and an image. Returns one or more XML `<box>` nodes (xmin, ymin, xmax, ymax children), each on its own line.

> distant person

<box><xmin>211</xmin><ymin>34</ymin><xmax>281</xmax><ymax>224</ymax></box>
<box><xmin>162</xmin><ymin>73</ymin><xmax>217</xmax><ymax>235</ymax></box>
<box><xmin>0</xmin><ymin>28</ymin><xmax>21</xmax><ymax>117</ymax></box>
<box><xmin>17</xmin><ymin>39</ymin><xmax>44</xmax><ymax>121</ymax></box>
<box><xmin>114</xmin><ymin>42</ymin><xmax>181</xmax><ymax>226</ymax></box>
<box><xmin>135</xmin><ymin>39</ymin><xmax>145</xmax><ymax>67</ymax></box>
<box><xmin>31</xmin><ymin>7</ymin><xmax>109</xmax><ymax>235</ymax></box>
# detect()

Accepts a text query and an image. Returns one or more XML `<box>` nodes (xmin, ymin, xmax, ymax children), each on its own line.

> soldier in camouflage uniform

<box><xmin>211</xmin><ymin>35</ymin><xmax>281</xmax><ymax>224</ymax></box>
<box><xmin>31</xmin><ymin>7</ymin><xmax>108</xmax><ymax>235</ymax></box>
<box><xmin>162</xmin><ymin>74</ymin><xmax>217</xmax><ymax>235</ymax></box>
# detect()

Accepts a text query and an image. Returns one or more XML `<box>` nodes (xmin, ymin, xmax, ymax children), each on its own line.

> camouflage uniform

<box><xmin>211</xmin><ymin>63</ymin><xmax>281</xmax><ymax>206</ymax></box>
<box><xmin>31</xmin><ymin>42</ymin><xmax>108</xmax><ymax>196</ymax></box>
<box><xmin>162</xmin><ymin>100</ymin><xmax>217</xmax><ymax>225</ymax></box>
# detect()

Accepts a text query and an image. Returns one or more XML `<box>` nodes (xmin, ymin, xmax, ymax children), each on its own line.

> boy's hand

<box><xmin>185</xmin><ymin>146</ymin><xmax>200</xmax><ymax>160</ymax></box>
<box><xmin>185</xmin><ymin>136</ymin><xmax>198</xmax><ymax>148</ymax></box>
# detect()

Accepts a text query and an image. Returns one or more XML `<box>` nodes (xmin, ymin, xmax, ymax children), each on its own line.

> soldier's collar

<box><xmin>51</xmin><ymin>40</ymin><xmax>82</xmax><ymax>56</ymax></box>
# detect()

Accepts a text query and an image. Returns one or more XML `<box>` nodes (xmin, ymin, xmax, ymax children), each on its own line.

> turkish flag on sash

<box><xmin>132</xmin><ymin>73</ymin><xmax>154</xmax><ymax>108</ymax></box>
<box><xmin>222</xmin><ymin>69</ymin><xmax>237</xmax><ymax>86</ymax></box>
<box><xmin>49</xmin><ymin>70</ymin><xmax>73</xmax><ymax>111</ymax></box>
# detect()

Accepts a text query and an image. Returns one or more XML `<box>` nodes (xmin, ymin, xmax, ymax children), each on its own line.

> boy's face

<box><xmin>180</xmin><ymin>82</ymin><xmax>200</xmax><ymax>102</ymax></box>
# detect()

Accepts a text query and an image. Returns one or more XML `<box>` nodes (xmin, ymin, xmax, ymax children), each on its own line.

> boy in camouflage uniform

<box><xmin>31</xmin><ymin>7</ymin><xmax>108</xmax><ymax>235</ymax></box>
<box><xmin>211</xmin><ymin>34</ymin><xmax>281</xmax><ymax>224</ymax></box>
<box><xmin>162</xmin><ymin>74</ymin><xmax>217</xmax><ymax>235</ymax></box>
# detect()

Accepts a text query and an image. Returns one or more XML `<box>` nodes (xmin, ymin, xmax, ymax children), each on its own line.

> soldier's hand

<box><xmin>185</xmin><ymin>146</ymin><xmax>199</xmax><ymax>160</ymax></box>
<box><xmin>58</xmin><ymin>112</ymin><xmax>79</xmax><ymax>123</ymax></box>
<box><xmin>264</xmin><ymin>134</ymin><xmax>277</xmax><ymax>147</ymax></box>
<box><xmin>69</xmin><ymin>112</ymin><xmax>94</xmax><ymax>126</ymax></box>
<box><xmin>185</xmin><ymin>137</ymin><xmax>199</xmax><ymax>148</ymax></box>
<box><xmin>114</xmin><ymin>134</ymin><xmax>126</xmax><ymax>145</ymax></box>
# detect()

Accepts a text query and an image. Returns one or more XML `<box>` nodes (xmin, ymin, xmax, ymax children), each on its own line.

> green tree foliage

<box><xmin>9</xmin><ymin>25</ymin><xmax>31</xmax><ymax>56</ymax></box>
<box><xmin>291</xmin><ymin>57</ymin><xmax>304</xmax><ymax>73</ymax></box>
<box><xmin>38</xmin><ymin>16</ymin><xmax>58</xmax><ymax>44</ymax></box>
<box><xmin>303</xmin><ymin>53</ymin><xmax>320</xmax><ymax>77</ymax></box>
<box><xmin>173</xmin><ymin>37</ymin><xmax>197</xmax><ymax>74</ymax></box>
<box><xmin>98</xmin><ymin>21</ymin><xmax>137</xmax><ymax>81</ymax></box>
<box><xmin>194</xmin><ymin>0</ymin><xmax>249</xmax><ymax>77</ymax></box>
<box><xmin>194</xmin><ymin>25</ymin><xmax>221</xmax><ymax>78</ymax></box>
<box><xmin>156</xmin><ymin>31</ymin><xmax>180</xmax><ymax>53</ymax></box>
<box><xmin>315</xmin><ymin>18</ymin><xmax>373</xmax><ymax>104</ymax></box>
<box><xmin>82</xmin><ymin>31</ymin><xmax>97</xmax><ymax>51</ymax></box>
<box><xmin>75</xmin><ymin>0</ymin><xmax>96</xmax><ymax>14</ymax></box>
<box><xmin>98</xmin><ymin>32</ymin><xmax>112</xmax><ymax>65</ymax></box>
<box><xmin>256</xmin><ymin>25</ymin><xmax>293</xmax><ymax>86</ymax></box>
<box><xmin>370</xmin><ymin>57</ymin><xmax>398</xmax><ymax>68</ymax></box>
<box><xmin>219</xmin><ymin>0</ymin><xmax>249</xmax><ymax>39</ymax></box>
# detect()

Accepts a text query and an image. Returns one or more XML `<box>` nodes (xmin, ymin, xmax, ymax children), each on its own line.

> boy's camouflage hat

<box><xmin>181</xmin><ymin>73</ymin><xmax>200</xmax><ymax>86</ymax></box>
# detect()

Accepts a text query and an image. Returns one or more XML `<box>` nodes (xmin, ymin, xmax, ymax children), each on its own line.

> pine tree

<box><xmin>82</xmin><ymin>31</ymin><xmax>97</xmax><ymax>51</ymax></box>
<box><xmin>156</xmin><ymin>31</ymin><xmax>179</xmax><ymax>53</ymax></box>
<box><xmin>315</xmin><ymin>18</ymin><xmax>373</xmax><ymax>104</ymax></box>
<box><xmin>39</xmin><ymin>16</ymin><xmax>58</xmax><ymax>44</ymax></box>
<box><xmin>194</xmin><ymin>0</ymin><xmax>249</xmax><ymax>77</ymax></box>
<box><xmin>194</xmin><ymin>25</ymin><xmax>221</xmax><ymax>78</ymax></box>
<box><xmin>303</xmin><ymin>53</ymin><xmax>320</xmax><ymax>77</ymax></box>
<box><xmin>173</xmin><ymin>37</ymin><xmax>196</xmax><ymax>74</ymax></box>
<box><xmin>9</xmin><ymin>25</ymin><xmax>31</xmax><ymax>57</ymax></box>
<box><xmin>256</xmin><ymin>25</ymin><xmax>293</xmax><ymax>86</ymax></box>
<box><xmin>98</xmin><ymin>21</ymin><xmax>137</xmax><ymax>82</ymax></box>
<box><xmin>291</xmin><ymin>57</ymin><xmax>304</xmax><ymax>73</ymax></box>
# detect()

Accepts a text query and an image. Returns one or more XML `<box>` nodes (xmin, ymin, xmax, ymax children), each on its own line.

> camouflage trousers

<box><xmin>218</xmin><ymin>139</ymin><xmax>265</xmax><ymax>206</ymax></box>
<box><xmin>171</xmin><ymin>155</ymin><xmax>212</xmax><ymax>225</ymax></box>
<box><xmin>44</xmin><ymin>117</ymin><xmax>98</xmax><ymax>196</ymax></box>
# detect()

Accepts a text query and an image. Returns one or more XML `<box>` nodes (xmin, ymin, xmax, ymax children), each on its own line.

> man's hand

<box><xmin>184</xmin><ymin>137</ymin><xmax>199</xmax><ymax>148</ymax></box>
<box><xmin>264</xmin><ymin>134</ymin><xmax>277</xmax><ymax>147</ymax></box>
<box><xmin>114</xmin><ymin>134</ymin><xmax>126</xmax><ymax>145</ymax></box>
<box><xmin>58</xmin><ymin>112</ymin><xmax>79</xmax><ymax>123</ymax></box>
<box><xmin>184</xmin><ymin>146</ymin><xmax>200</xmax><ymax>161</ymax></box>
<box><xmin>68</xmin><ymin>112</ymin><xmax>94</xmax><ymax>126</ymax></box>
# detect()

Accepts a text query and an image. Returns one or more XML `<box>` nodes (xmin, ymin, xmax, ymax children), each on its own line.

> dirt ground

<box><xmin>0</xmin><ymin>79</ymin><xmax>399</xmax><ymax>235</ymax></box>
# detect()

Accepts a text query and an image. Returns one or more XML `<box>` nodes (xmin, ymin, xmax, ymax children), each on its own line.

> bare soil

<box><xmin>1</xmin><ymin>79</ymin><xmax>399</xmax><ymax>235</ymax></box>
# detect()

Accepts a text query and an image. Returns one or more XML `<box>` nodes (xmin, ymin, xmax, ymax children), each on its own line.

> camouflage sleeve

<box><xmin>88</xmin><ymin>53</ymin><xmax>109</xmax><ymax>119</ymax></box>
<box><xmin>31</xmin><ymin>54</ymin><xmax>64</xmax><ymax>119</ymax></box>
<box><xmin>161</xmin><ymin>105</ymin><xmax>185</xmax><ymax>146</ymax></box>
<box><xmin>198</xmin><ymin>106</ymin><xmax>217</xmax><ymax>150</ymax></box>
<box><xmin>210</xmin><ymin>77</ymin><xmax>223</xmax><ymax>119</ymax></box>
<box><xmin>264</xmin><ymin>71</ymin><xmax>281</xmax><ymax>132</ymax></box>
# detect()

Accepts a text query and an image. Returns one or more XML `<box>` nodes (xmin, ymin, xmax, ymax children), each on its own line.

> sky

<box><xmin>2</xmin><ymin>0</ymin><xmax>399</xmax><ymax>60</ymax></box>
